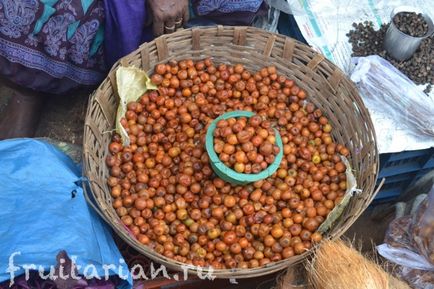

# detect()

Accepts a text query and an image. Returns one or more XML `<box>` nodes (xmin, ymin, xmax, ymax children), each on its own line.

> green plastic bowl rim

<box><xmin>205</xmin><ymin>110</ymin><xmax>284</xmax><ymax>184</ymax></box>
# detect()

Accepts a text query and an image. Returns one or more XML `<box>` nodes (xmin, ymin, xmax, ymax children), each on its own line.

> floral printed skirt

<box><xmin>0</xmin><ymin>0</ymin><xmax>106</xmax><ymax>94</ymax></box>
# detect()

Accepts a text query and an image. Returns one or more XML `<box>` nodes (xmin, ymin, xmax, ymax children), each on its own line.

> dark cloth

<box><xmin>103</xmin><ymin>0</ymin><xmax>153</xmax><ymax>69</ymax></box>
<box><xmin>191</xmin><ymin>0</ymin><xmax>266</xmax><ymax>26</ymax></box>
<box><xmin>0</xmin><ymin>0</ymin><xmax>106</xmax><ymax>94</ymax></box>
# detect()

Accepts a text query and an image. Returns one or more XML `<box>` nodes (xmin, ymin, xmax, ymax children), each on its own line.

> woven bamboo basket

<box><xmin>83</xmin><ymin>26</ymin><xmax>379</xmax><ymax>279</ymax></box>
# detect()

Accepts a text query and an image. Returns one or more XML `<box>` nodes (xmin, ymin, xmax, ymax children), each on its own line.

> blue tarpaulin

<box><xmin>0</xmin><ymin>139</ymin><xmax>132</xmax><ymax>288</ymax></box>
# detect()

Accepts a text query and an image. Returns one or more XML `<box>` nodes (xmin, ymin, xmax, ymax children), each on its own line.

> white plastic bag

<box><xmin>351</xmin><ymin>55</ymin><xmax>434</xmax><ymax>137</ymax></box>
<box><xmin>377</xmin><ymin>244</ymin><xmax>433</xmax><ymax>271</ymax></box>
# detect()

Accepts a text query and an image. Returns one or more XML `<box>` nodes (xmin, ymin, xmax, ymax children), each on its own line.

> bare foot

<box><xmin>0</xmin><ymin>85</ymin><xmax>44</xmax><ymax>140</ymax></box>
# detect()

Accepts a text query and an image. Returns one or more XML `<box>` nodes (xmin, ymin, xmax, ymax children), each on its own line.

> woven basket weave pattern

<box><xmin>83</xmin><ymin>26</ymin><xmax>379</xmax><ymax>278</ymax></box>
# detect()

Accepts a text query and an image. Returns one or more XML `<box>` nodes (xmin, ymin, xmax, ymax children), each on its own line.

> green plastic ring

<box><xmin>205</xmin><ymin>110</ymin><xmax>284</xmax><ymax>185</ymax></box>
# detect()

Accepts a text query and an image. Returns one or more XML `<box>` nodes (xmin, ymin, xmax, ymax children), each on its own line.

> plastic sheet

<box><xmin>377</xmin><ymin>185</ymin><xmax>434</xmax><ymax>289</ymax></box>
<box><xmin>252</xmin><ymin>1</ymin><xmax>280</xmax><ymax>33</ymax></box>
<box><xmin>411</xmin><ymin>186</ymin><xmax>434</xmax><ymax>266</ymax></box>
<box><xmin>351</xmin><ymin>55</ymin><xmax>434</xmax><ymax>137</ymax></box>
<box><xmin>0</xmin><ymin>139</ymin><xmax>132</xmax><ymax>288</ymax></box>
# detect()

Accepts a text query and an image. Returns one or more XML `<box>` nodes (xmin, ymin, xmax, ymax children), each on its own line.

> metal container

<box><xmin>384</xmin><ymin>6</ymin><xmax>434</xmax><ymax>61</ymax></box>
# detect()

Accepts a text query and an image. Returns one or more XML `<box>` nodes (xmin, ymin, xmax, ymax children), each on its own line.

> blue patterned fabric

<box><xmin>32</xmin><ymin>2</ymin><xmax>57</xmax><ymax>35</ymax></box>
<box><xmin>0</xmin><ymin>37</ymin><xmax>103</xmax><ymax>85</ymax></box>
<box><xmin>0</xmin><ymin>0</ymin><xmax>264</xmax><ymax>94</ymax></box>
<box><xmin>196</xmin><ymin>0</ymin><xmax>263</xmax><ymax>15</ymax></box>
<box><xmin>0</xmin><ymin>0</ymin><xmax>105</xmax><ymax>93</ymax></box>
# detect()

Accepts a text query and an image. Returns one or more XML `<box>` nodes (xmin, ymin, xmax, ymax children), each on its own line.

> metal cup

<box><xmin>384</xmin><ymin>6</ymin><xmax>434</xmax><ymax>61</ymax></box>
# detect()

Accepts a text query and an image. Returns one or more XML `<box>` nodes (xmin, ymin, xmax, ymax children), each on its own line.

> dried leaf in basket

<box><xmin>115</xmin><ymin>67</ymin><xmax>157</xmax><ymax>146</ymax></box>
<box><xmin>318</xmin><ymin>157</ymin><xmax>358</xmax><ymax>233</ymax></box>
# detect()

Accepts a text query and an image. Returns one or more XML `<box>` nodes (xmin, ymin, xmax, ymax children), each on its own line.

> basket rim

<box><xmin>83</xmin><ymin>25</ymin><xmax>379</xmax><ymax>278</ymax></box>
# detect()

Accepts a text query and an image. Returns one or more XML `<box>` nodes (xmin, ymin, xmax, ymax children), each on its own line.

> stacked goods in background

<box><xmin>347</xmin><ymin>11</ymin><xmax>433</xmax><ymax>93</ymax></box>
<box><xmin>347</xmin><ymin>9</ymin><xmax>434</xmax><ymax>202</ymax></box>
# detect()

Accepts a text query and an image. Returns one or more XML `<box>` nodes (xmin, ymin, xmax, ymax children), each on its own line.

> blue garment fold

<box><xmin>103</xmin><ymin>0</ymin><xmax>153</xmax><ymax>69</ymax></box>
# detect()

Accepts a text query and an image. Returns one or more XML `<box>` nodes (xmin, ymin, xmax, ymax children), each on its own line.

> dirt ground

<box><xmin>0</xmin><ymin>82</ymin><xmax>92</xmax><ymax>145</ymax></box>
<box><xmin>34</xmin><ymin>88</ymin><xmax>92</xmax><ymax>145</ymax></box>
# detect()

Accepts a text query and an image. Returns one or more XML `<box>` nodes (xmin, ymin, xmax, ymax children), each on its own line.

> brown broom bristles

<box><xmin>308</xmin><ymin>240</ymin><xmax>389</xmax><ymax>289</ymax></box>
<box><xmin>278</xmin><ymin>240</ymin><xmax>411</xmax><ymax>289</ymax></box>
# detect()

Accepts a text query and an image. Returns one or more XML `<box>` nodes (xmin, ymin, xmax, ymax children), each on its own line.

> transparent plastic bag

<box><xmin>411</xmin><ymin>186</ymin><xmax>434</xmax><ymax>266</ymax></box>
<box><xmin>398</xmin><ymin>267</ymin><xmax>434</xmax><ymax>289</ymax></box>
<box><xmin>382</xmin><ymin>216</ymin><xmax>413</xmax><ymax>251</ymax></box>
<box><xmin>265</xmin><ymin>0</ymin><xmax>292</xmax><ymax>14</ymax></box>
<box><xmin>350</xmin><ymin>55</ymin><xmax>434</xmax><ymax>137</ymax></box>
<box><xmin>252</xmin><ymin>5</ymin><xmax>280</xmax><ymax>33</ymax></box>
<box><xmin>377</xmin><ymin>185</ymin><xmax>434</xmax><ymax>289</ymax></box>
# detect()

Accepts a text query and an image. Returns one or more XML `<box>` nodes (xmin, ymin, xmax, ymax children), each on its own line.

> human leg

<box><xmin>0</xmin><ymin>82</ymin><xmax>45</xmax><ymax>140</ymax></box>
